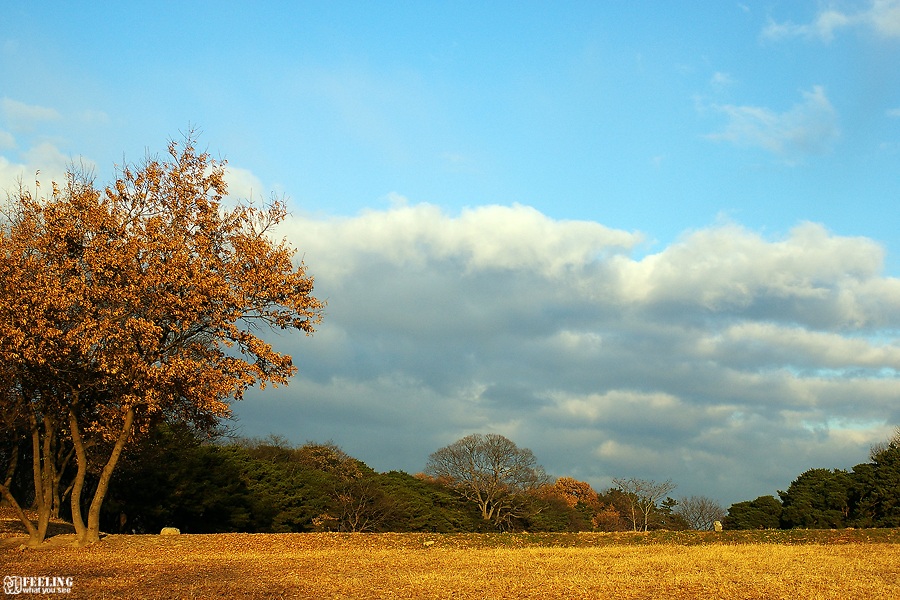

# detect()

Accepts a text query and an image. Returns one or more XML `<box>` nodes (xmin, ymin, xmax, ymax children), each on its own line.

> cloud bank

<box><xmin>233</xmin><ymin>202</ymin><xmax>900</xmax><ymax>506</ymax></box>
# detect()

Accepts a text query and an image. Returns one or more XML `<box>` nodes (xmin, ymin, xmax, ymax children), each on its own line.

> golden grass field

<box><xmin>3</xmin><ymin>527</ymin><xmax>900</xmax><ymax>599</ymax></box>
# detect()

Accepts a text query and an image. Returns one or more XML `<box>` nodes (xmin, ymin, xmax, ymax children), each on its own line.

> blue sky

<box><xmin>2</xmin><ymin>1</ymin><xmax>900</xmax><ymax>508</ymax></box>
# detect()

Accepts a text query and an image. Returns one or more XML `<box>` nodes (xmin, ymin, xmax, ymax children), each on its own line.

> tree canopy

<box><xmin>0</xmin><ymin>133</ymin><xmax>324</xmax><ymax>545</ymax></box>
<box><xmin>778</xmin><ymin>468</ymin><xmax>854</xmax><ymax>529</ymax></box>
<box><xmin>724</xmin><ymin>495</ymin><xmax>783</xmax><ymax>530</ymax></box>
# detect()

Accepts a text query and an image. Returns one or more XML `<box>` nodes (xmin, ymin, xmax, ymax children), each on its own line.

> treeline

<box><xmin>102</xmin><ymin>425</ymin><xmax>693</xmax><ymax>534</ymax></box>
<box><xmin>3</xmin><ymin>423</ymin><xmax>704</xmax><ymax>534</ymax></box>
<box><xmin>20</xmin><ymin>420</ymin><xmax>900</xmax><ymax>535</ymax></box>
<box><xmin>12</xmin><ymin>421</ymin><xmax>898</xmax><ymax>534</ymax></box>
<box><xmin>725</xmin><ymin>430</ymin><xmax>900</xmax><ymax>530</ymax></box>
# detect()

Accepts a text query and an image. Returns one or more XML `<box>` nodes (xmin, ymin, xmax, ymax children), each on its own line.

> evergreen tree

<box><xmin>778</xmin><ymin>468</ymin><xmax>853</xmax><ymax>529</ymax></box>
<box><xmin>853</xmin><ymin>440</ymin><xmax>900</xmax><ymax>527</ymax></box>
<box><xmin>724</xmin><ymin>495</ymin><xmax>782</xmax><ymax>530</ymax></box>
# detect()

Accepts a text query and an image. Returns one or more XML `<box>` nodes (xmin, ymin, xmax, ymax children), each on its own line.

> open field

<box><xmin>2</xmin><ymin>529</ymin><xmax>900</xmax><ymax>599</ymax></box>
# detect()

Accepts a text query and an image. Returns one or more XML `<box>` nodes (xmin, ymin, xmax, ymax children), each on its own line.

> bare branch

<box><xmin>676</xmin><ymin>495</ymin><xmax>726</xmax><ymax>531</ymax></box>
<box><xmin>611</xmin><ymin>477</ymin><xmax>677</xmax><ymax>532</ymax></box>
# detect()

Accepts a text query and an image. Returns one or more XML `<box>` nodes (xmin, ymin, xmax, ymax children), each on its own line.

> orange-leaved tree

<box><xmin>552</xmin><ymin>477</ymin><xmax>599</xmax><ymax>509</ymax></box>
<box><xmin>0</xmin><ymin>132</ymin><xmax>324</xmax><ymax>546</ymax></box>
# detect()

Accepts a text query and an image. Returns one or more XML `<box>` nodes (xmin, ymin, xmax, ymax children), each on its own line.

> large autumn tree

<box><xmin>0</xmin><ymin>133</ymin><xmax>324</xmax><ymax>546</ymax></box>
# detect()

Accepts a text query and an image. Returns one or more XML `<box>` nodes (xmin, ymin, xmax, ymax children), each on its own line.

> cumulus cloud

<box><xmin>233</xmin><ymin>204</ymin><xmax>900</xmax><ymax>506</ymax></box>
<box><xmin>0</xmin><ymin>98</ymin><xmax>99</xmax><ymax>195</ymax></box>
<box><xmin>612</xmin><ymin>221</ymin><xmax>892</xmax><ymax>323</ymax></box>
<box><xmin>222</xmin><ymin>165</ymin><xmax>266</xmax><ymax>202</ymax></box>
<box><xmin>0</xmin><ymin>156</ymin><xmax>25</xmax><ymax>194</ymax></box>
<box><xmin>763</xmin><ymin>0</ymin><xmax>900</xmax><ymax>41</ymax></box>
<box><xmin>279</xmin><ymin>200</ymin><xmax>642</xmax><ymax>280</ymax></box>
<box><xmin>0</xmin><ymin>141</ymin><xmax>77</xmax><ymax>196</ymax></box>
<box><xmin>700</xmin><ymin>323</ymin><xmax>900</xmax><ymax>370</ymax></box>
<box><xmin>706</xmin><ymin>86</ymin><xmax>839</xmax><ymax>160</ymax></box>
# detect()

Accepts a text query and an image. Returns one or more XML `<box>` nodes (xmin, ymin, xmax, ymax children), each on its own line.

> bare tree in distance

<box><xmin>424</xmin><ymin>433</ymin><xmax>549</xmax><ymax>528</ymax></box>
<box><xmin>333</xmin><ymin>476</ymin><xmax>395</xmax><ymax>533</ymax></box>
<box><xmin>676</xmin><ymin>495</ymin><xmax>726</xmax><ymax>531</ymax></box>
<box><xmin>611</xmin><ymin>477</ymin><xmax>677</xmax><ymax>532</ymax></box>
<box><xmin>870</xmin><ymin>425</ymin><xmax>900</xmax><ymax>460</ymax></box>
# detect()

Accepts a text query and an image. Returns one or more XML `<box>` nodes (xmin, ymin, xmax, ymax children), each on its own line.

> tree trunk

<box><xmin>82</xmin><ymin>406</ymin><xmax>134</xmax><ymax>546</ymax></box>
<box><xmin>27</xmin><ymin>413</ymin><xmax>51</xmax><ymax>546</ymax></box>
<box><xmin>629</xmin><ymin>505</ymin><xmax>639</xmax><ymax>532</ymax></box>
<box><xmin>50</xmin><ymin>441</ymin><xmax>74</xmax><ymax>519</ymax></box>
<box><xmin>0</xmin><ymin>482</ymin><xmax>38</xmax><ymax>538</ymax></box>
<box><xmin>49</xmin><ymin>428</ymin><xmax>60</xmax><ymax>519</ymax></box>
<box><xmin>481</xmin><ymin>502</ymin><xmax>493</xmax><ymax>522</ymax></box>
<box><xmin>68</xmin><ymin>407</ymin><xmax>88</xmax><ymax>544</ymax></box>
<box><xmin>1</xmin><ymin>441</ymin><xmax>18</xmax><ymax>506</ymax></box>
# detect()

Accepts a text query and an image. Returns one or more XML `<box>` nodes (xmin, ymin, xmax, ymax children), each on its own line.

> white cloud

<box><xmin>1</xmin><ymin>97</ymin><xmax>61</xmax><ymax>133</ymax></box>
<box><xmin>763</xmin><ymin>0</ymin><xmax>900</xmax><ymax>41</ymax></box>
<box><xmin>279</xmin><ymin>201</ymin><xmax>642</xmax><ymax>280</ymax></box>
<box><xmin>706</xmin><ymin>86</ymin><xmax>839</xmax><ymax>159</ymax></box>
<box><xmin>888</xmin><ymin>107</ymin><xmax>900</xmax><ymax>117</ymax></box>
<box><xmin>0</xmin><ymin>141</ymin><xmax>78</xmax><ymax>196</ymax></box>
<box><xmin>549</xmin><ymin>330</ymin><xmax>603</xmax><ymax>355</ymax></box>
<box><xmin>710</xmin><ymin>72</ymin><xmax>735</xmax><ymax>92</ymax></box>
<box><xmin>0</xmin><ymin>98</ymin><xmax>100</xmax><ymax>196</ymax></box>
<box><xmin>596</xmin><ymin>439</ymin><xmax>655</xmax><ymax>461</ymax></box>
<box><xmin>871</xmin><ymin>0</ymin><xmax>900</xmax><ymax>35</ymax></box>
<box><xmin>222</xmin><ymin>165</ymin><xmax>266</xmax><ymax>202</ymax></box>
<box><xmin>551</xmin><ymin>390</ymin><xmax>681</xmax><ymax>424</ymax></box>
<box><xmin>0</xmin><ymin>156</ymin><xmax>26</xmax><ymax>194</ymax></box>
<box><xmin>701</xmin><ymin>323</ymin><xmax>900</xmax><ymax>369</ymax></box>
<box><xmin>612</xmin><ymin>222</ymin><xmax>891</xmax><ymax>321</ymax></box>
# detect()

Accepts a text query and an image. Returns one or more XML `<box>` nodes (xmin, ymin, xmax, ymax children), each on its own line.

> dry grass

<box><xmin>2</xmin><ymin>531</ymin><xmax>899</xmax><ymax>599</ymax></box>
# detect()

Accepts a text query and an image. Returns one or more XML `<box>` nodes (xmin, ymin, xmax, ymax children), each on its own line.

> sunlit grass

<box><xmin>3</xmin><ymin>531</ymin><xmax>899</xmax><ymax>599</ymax></box>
